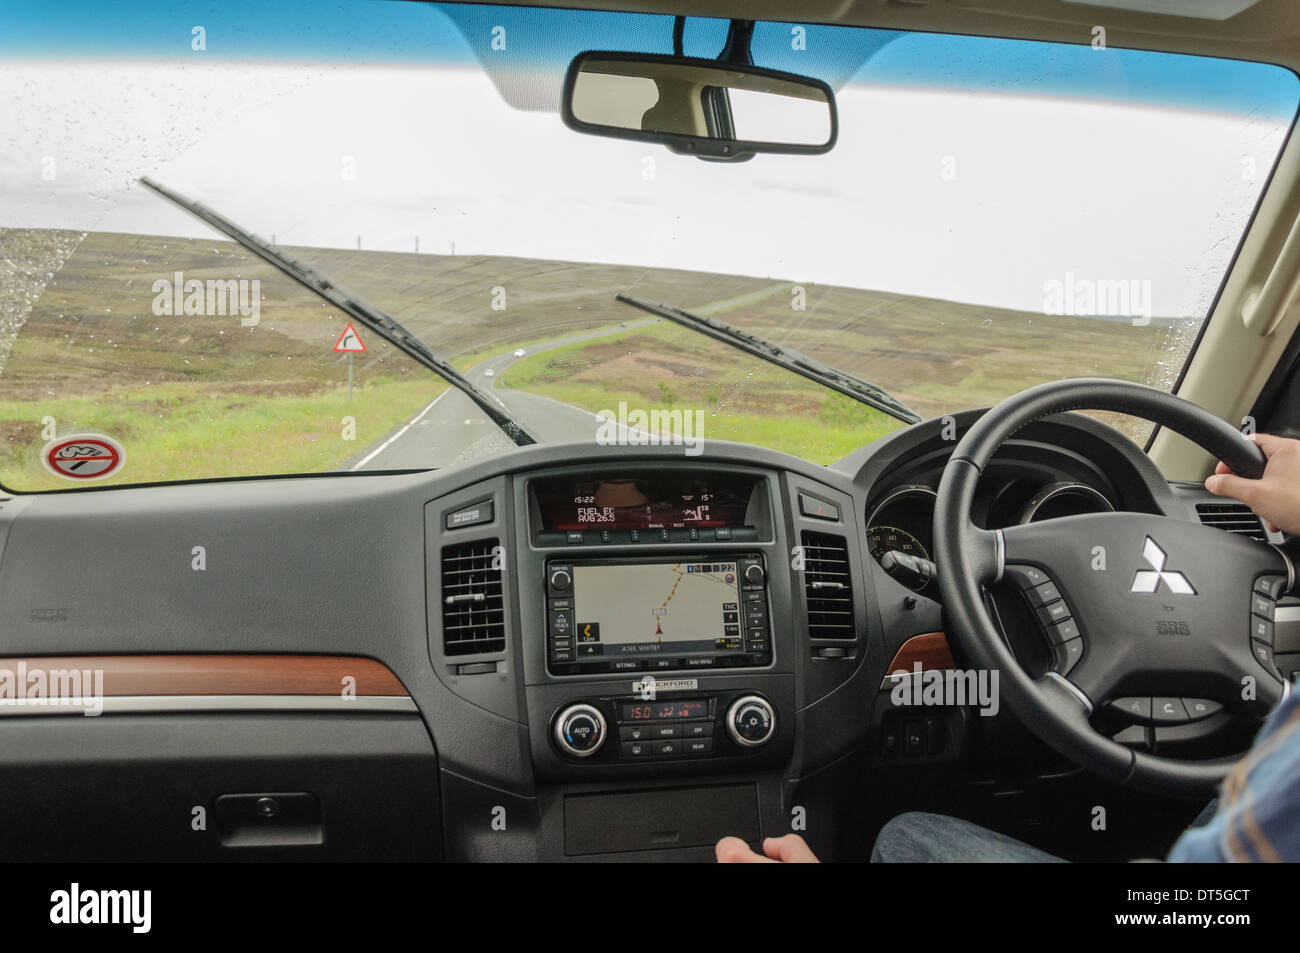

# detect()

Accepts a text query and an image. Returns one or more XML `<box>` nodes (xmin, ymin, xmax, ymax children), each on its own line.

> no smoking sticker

<box><xmin>41</xmin><ymin>433</ymin><xmax>126</xmax><ymax>481</ymax></box>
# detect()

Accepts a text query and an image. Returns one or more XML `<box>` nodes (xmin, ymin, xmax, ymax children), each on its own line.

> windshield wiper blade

<box><xmin>616</xmin><ymin>293</ymin><xmax>921</xmax><ymax>425</ymax></box>
<box><xmin>139</xmin><ymin>177</ymin><xmax>538</xmax><ymax>447</ymax></box>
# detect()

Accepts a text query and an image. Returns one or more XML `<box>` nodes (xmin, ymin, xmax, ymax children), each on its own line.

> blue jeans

<box><xmin>872</xmin><ymin>803</ymin><xmax>1217</xmax><ymax>862</ymax></box>
<box><xmin>871</xmin><ymin>811</ymin><xmax>1066</xmax><ymax>863</ymax></box>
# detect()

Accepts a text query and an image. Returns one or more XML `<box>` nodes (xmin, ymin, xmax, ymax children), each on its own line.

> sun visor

<box><xmin>1061</xmin><ymin>0</ymin><xmax>1262</xmax><ymax>21</ymax></box>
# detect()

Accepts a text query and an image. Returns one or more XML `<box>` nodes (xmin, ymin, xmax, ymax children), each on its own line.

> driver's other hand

<box><xmin>1205</xmin><ymin>433</ymin><xmax>1300</xmax><ymax>536</ymax></box>
<box><xmin>715</xmin><ymin>834</ymin><xmax>820</xmax><ymax>863</ymax></box>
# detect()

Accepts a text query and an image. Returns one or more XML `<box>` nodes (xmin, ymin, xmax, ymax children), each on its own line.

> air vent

<box><xmin>441</xmin><ymin>538</ymin><xmax>505</xmax><ymax>656</ymax></box>
<box><xmin>801</xmin><ymin>530</ymin><xmax>855</xmax><ymax>640</ymax></box>
<box><xmin>1195</xmin><ymin>502</ymin><xmax>1267</xmax><ymax>542</ymax></box>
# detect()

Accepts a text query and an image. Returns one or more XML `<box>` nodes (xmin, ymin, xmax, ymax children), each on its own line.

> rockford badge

<box><xmin>632</xmin><ymin>677</ymin><xmax>698</xmax><ymax>694</ymax></box>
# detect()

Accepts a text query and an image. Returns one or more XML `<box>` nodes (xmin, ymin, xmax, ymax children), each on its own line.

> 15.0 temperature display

<box><xmin>618</xmin><ymin>700</ymin><xmax>711</xmax><ymax>721</ymax></box>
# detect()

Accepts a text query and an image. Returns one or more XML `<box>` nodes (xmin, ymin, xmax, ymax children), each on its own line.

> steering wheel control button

<box><xmin>1151</xmin><ymin>697</ymin><xmax>1188</xmax><ymax>724</ymax></box>
<box><xmin>1046</xmin><ymin>618</ymin><xmax>1081</xmax><ymax>645</ymax></box>
<box><xmin>1252</xmin><ymin>593</ymin><xmax>1275</xmax><ymax>619</ymax></box>
<box><xmin>1111</xmin><ymin>697</ymin><xmax>1152</xmax><ymax>721</ymax></box>
<box><xmin>1182</xmin><ymin>698</ymin><xmax>1222</xmax><ymax>721</ymax></box>
<box><xmin>1027</xmin><ymin>581</ymin><xmax>1062</xmax><ymax>607</ymax></box>
<box><xmin>555</xmin><ymin>704</ymin><xmax>607</xmax><ymax>758</ymax></box>
<box><xmin>726</xmin><ymin>695</ymin><xmax>776</xmax><ymax>748</ymax></box>
<box><xmin>1005</xmin><ymin>565</ymin><xmax>1049</xmax><ymax>589</ymax></box>
<box><xmin>1255</xmin><ymin>575</ymin><xmax>1287</xmax><ymax>599</ymax></box>
<box><xmin>1252</xmin><ymin>618</ymin><xmax>1274</xmax><ymax>645</ymax></box>
<box><xmin>1035</xmin><ymin>600</ymin><xmax>1071</xmax><ymax>626</ymax></box>
<box><xmin>1052</xmin><ymin>638</ymin><xmax>1084</xmax><ymax>675</ymax></box>
<box><xmin>798</xmin><ymin>492</ymin><xmax>840</xmax><ymax>522</ymax></box>
<box><xmin>1252</xmin><ymin>640</ymin><xmax>1274</xmax><ymax>667</ymax></box>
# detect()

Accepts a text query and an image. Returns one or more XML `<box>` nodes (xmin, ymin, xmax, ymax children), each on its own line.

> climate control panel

<box><xmin>550</xmin><ymin>690</ymin><xmax>778</xmax><ymax>763</ymax></box>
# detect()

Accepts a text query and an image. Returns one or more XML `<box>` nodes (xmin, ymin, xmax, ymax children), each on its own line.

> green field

<box><xmin>502</xmin><ymin>321</ymin><xmax>903</xmax><ymax>462</ymax></box>
<box><xmin>0</xmin><ymin>376</ymin><xmax>447</xmax><ymax>488</ymax></box>
<box><xmin>0</xmin><ymin>226</ymin><xmax>1194</xmax><ymax>489</ymax></box>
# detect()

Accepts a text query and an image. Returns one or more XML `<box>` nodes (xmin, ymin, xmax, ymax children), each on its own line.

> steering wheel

<box><xmin>935</xmin><ymin>378</ymin><xmax>1292</xmax><ymax>797</ymax></box>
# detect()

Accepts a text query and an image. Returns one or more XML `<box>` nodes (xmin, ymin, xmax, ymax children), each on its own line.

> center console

<box><xmin>428</xmin><ymin>451</ymin><xmax>866</xmax><ymax>859</ymax></box>
<box><xmin>516</xmin><ymin>465</ymin><xmax>798</xmax><ymax>783</ymax></box>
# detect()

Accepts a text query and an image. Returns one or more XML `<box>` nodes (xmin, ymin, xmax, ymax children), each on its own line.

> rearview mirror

<box><xmin>561</xmin><ymin>51</ymin><xmax>837</xmax><ymax>161</ymax></box>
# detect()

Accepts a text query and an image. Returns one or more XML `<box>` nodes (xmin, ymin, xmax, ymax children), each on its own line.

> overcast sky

<box><xmin>0</xmin><ymin>56</ymin><xmax>1292</xmax><ymax>318</ymax></box>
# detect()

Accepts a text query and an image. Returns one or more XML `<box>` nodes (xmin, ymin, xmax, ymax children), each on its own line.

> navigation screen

<box><xmin>533</xmin><ymin>473</ymin><xmax>755</xmax><ymax>531</ymax></box>
<box><xmin>571</xmin><ymin>561</ymin><xmax>744</xmax><ymax>658</ymax></box>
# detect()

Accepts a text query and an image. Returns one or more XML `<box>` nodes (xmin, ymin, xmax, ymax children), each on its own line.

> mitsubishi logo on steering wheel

<box><xmin>1130</xmin><ymin>537</ymin><xmax>1196</xmax><ymax>596</ymax></box>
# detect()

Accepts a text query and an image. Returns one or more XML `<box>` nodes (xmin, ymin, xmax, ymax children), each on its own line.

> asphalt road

<box><xmin>345</xmin><ymin>317</ymin><xmax>660</xmax><ymax>471</ymax></box>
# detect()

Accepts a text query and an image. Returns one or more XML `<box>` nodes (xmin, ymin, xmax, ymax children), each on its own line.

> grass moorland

<box><xmin>0</xmin><ymin>227</ymin><xmax>1194</xmax><ymax>488</ymax></box>
<box><xmin>501</xmin><ymin>284</ymin><xmax>1195</xmax><ymax>461</ymax></box>
<box><xmin>502</xmin><ymin>320</ymin><xmax>906</xmax><ymax>462</ymax></box>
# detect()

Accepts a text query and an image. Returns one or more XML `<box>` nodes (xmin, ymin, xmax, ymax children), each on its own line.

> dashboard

<box><xmin>0</xmin><ymin>406</ymin><xmax>1260</xmax><ymax>862</ymax></box>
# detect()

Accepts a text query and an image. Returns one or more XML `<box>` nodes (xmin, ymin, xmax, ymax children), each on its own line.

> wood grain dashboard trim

<box><xmin>0</xmin><ymin>655</ymin><xmax>408</xmax><ymax>698</ymax></box>
<box><xmin>881</xmin><ymin>632</ymin><xmax>955</xmax><ymax>688</ymax></box>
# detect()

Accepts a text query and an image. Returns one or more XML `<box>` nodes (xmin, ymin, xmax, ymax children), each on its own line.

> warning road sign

<box><xmin>333</xmin><ymin>323</ymin><xmax>367</xmax><ymax>353</ymax></box>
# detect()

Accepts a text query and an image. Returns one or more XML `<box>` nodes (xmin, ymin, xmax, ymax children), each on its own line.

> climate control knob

<box><xmin>726</xmin><ymin>695</ymin><xmax>776</xmax><ymax>748</ymax></box>
<box><xmin>554</xmin><ymin>704</ymin><xmax>607</xmax><ymax>758</ymax></box>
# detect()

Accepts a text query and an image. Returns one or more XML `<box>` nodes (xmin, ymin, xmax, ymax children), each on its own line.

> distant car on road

<box><xmin>484</xmin><ymin>368</ymin><xmax>495</xmax><ymax>377</ymax></box>
<box><xmin>513</xmin><ymin>348</ymin><xmax>526</xmax><ymax>357</ymax></box>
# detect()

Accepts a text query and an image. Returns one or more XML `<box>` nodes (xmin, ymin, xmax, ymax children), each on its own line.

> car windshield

<box><xmin>1</xmin><ymin>1</ymin><xmax>1296</xmax><ymax>489</ymax></box>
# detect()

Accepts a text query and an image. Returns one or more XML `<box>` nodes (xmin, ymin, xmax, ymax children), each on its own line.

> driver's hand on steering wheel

<box><xmin>1205</xmin><ymin>432</ymin><xmax>1300</xmax><ymax>536</ymax></box>
<box><xmin>715</xmin><ymin>834</ymin><xmax>820</xmax><ymax>863</ymax></box>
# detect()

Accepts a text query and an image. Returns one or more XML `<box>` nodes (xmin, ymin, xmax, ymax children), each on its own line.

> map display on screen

<box><xmin>571</xmin><ymin>561</ymin><xmax>742</xmax><ymax>658</ymax></box>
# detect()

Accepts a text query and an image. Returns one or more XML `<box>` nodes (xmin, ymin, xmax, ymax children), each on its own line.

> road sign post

<box><xmin>333</xmin><ymin>323</ymin><xmax>367</xmax><ymax>400</ymax></box>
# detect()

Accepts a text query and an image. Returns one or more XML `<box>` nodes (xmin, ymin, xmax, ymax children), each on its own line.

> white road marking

<box><xmin>352</xmin><ymin>317</ymin><xmax>667</xmax><ymax>467</ymax></box>
<box><xmin>350</xmin><ymin>389</ymin><xmax>453</xmax><ymax>470</ymax></box>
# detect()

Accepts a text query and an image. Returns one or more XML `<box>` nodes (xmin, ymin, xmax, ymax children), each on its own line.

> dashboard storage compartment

<box><xmin>563</xmin><ymin>784</ymin><xmax>759</xmax><ymax>856</ymax></box>
<box><xmin>0</xmin><ymin>713</ymin><xmax>441</xmax><ymax>861</ymax></box>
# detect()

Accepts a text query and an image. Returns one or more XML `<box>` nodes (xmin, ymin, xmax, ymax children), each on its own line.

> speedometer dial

<box><xmin>867</xmin><ymin>525</ymin><xmax>929</xmax><ymax>561</ymax></box>
<box><xmin>865</xmin><ymin>485</ymin><xmax>937</xmax><ymax>566</ymax></box>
